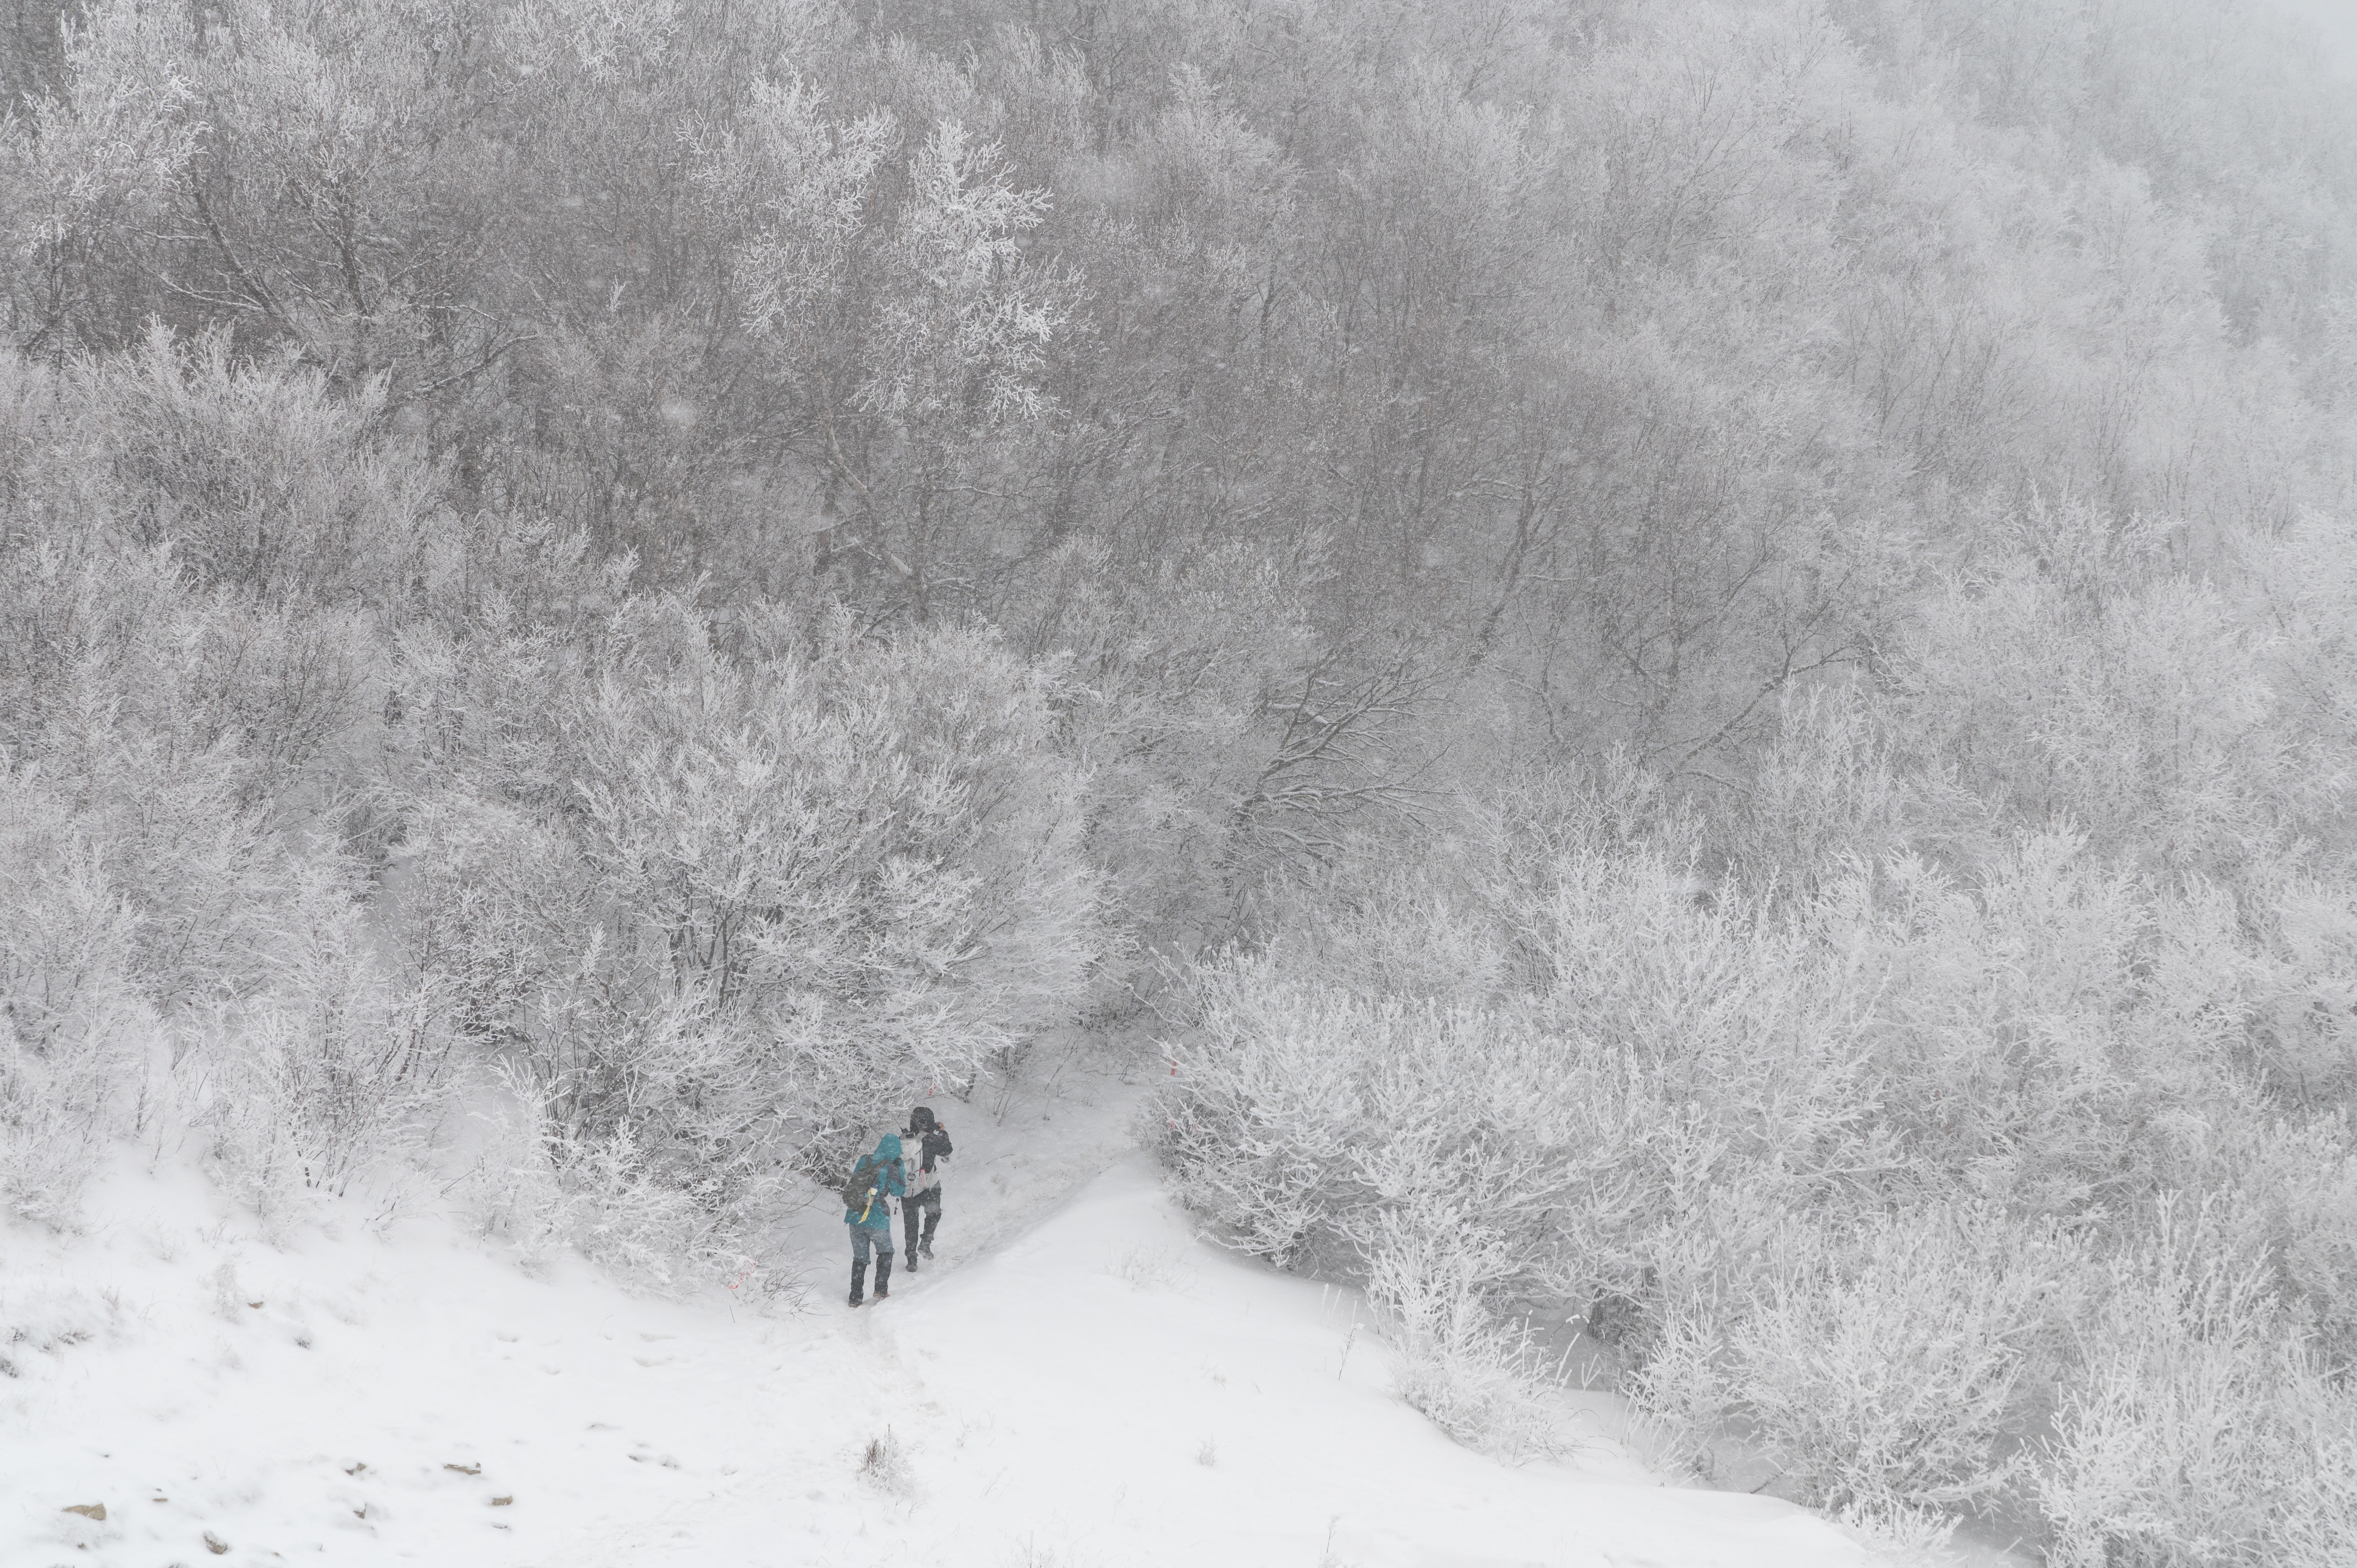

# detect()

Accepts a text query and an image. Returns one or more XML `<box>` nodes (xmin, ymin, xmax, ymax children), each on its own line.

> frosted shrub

<box><xmin>194</xmin><ymin>872</ymin><xmax>456</xmax><ymax>1220</ymax></box>
<box><xmin>857</xmin><ymin>1430</ymin><xmax>913</xmax><ymax>1496</ymax></box>
<box><xmin>1359</xmin><ymin>1206</ymin><xmax>1567</xmax><ymax>1460</ymax></box>
<box><xmin>2040</xmin><ymin>1199</ymin><xmax>2357</xmax><ymax>1567</ymax></box>
<box><xmin>1010</xmin><ymin>539</ymin><xmax>1446</xmax><ymax>967</ymax></box>
<box><xmin>1894</xmin><ymin>503</ymin><xmax>2309</xmax><ymax>880</ymax></box>
<box><xmin>545</xmin><ymin>1120</ymin><xmax>727</xmax><ymax>1293</ymax></box>
<box><xmin>175</xmin><ymin>595</ymin><xmax>379</xmax><ymax>818</ymax></box>
<box><xmin>0</xmin><ymin>619</ymin><xmax>385</xmax><ymax>1227</ymax></box>
<box><xmin>1155</xmin><ymin>976</ymin><xmax>1629</xmax><ymax>1280</ymax></box>
<box><xmin>1016</xmin><ymin>540</ymin><xmax>1317</xmax><ymax>959</ymax></box>
<box><xmin>0</xmin><ymin>776</ymin><xmax>147</xmax><ymax>1227</ymax></box>
<box><xmin>1636</xmin><ymin>1207</ymin><xmax>2078</xmax><ymax>1514</ymax></box>
<box><xmin>1830</xmin><ymin>1496</ymin><xmax>1961</xmax><ymax>1563</ymax></box>
<box><xmin>1152</xmin><ymin>978</ymin><xmax>1588</xmax><ymax>1453</ymax></box>
<box><xmin>0</xmin><ymin>573</ymin><xmax>374</xmax><ymax>1013</ymax></box>
<box><xmin>457</xmin><ymin>1065</ymin><xmax>789</xmax><ymax>1296</ymax></box>
<box><xmin>196</xmin><ymin>989</ymin><xmax>445</xmax><ymax>1220</ymax></box>
<box><xmin>0</xmin><ymin>1023</ymin><xmax>125</xmax><ymax>1228</ymax></box>
<box><xmin>1155</xmin><ymin>815</ymin><xmax>1887</xmax><ymax>1455</ymax></box>
<box><xmin>1153</xmin><ymin>790</ymin><xmax>2357</xmax><ymax>1526</ymax></box>
<box><xmin>2244</xmin><ymin>878</ymin><xmax>2357</xmax><ymax>1104</ymax></box>
<box><xmin>1151</xmin><ymin>979</ymin><xmax>1367</xmax><ymax>1270</ymax></box>
<box><xmin>354</xmin><ymin>596</ymin><xmax>1104</xmax><ymax>1292</ymax></box>
<box><xmin>1232</xmin><ymin>847</ymin><xmax>1521</xmax><ymax>1010</ymax></box>
<box><xmin>2234</xmin><ymin>1118</ymin><xmax>2357</xmax><ymax>1368</ymax></box>
<box><xmin>392</xmin><ymin>791</ymin><xmax>594</xmax><ymax>1061</ymax></box>
<box><xmin>422</xmin><ymin>601</ymin><xmax>1105</xmax><ymax>1171</ymax></box>
<box><xmin>453</xmin><ymin>1074</ymin><xmax>571</xmax><ymax>1262</ymax></box>
<box><xmin>92</xmin><ymin>325</ymin><xmax>447</xmax><ymax>599</ymax></box>
<box><xmin>1845</xmin><ymin>838</ymin><xmax>2256</xmax><ymax>1218</ymax></box>
<box><xmin>1705</xmin><ymin>687</ymin><xmax>1920</xmax><ymax>891</ymax></box>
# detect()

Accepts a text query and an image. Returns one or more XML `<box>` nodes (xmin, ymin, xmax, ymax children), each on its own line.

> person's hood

<box><xmin>873</xmin><ymin>1133</ymin><xmax>905</xmax><ymax>1162</ymax></box>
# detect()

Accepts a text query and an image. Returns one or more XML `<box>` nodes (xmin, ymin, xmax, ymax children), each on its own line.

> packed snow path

<box><xmin>5</xmin><ymin>1146</ymin><xmax>1891</xmax><ymax>1568</ymax></box>
<box><xmin>658</xmin><ymin>1158</ymin><xmax>1883</xmax><ymax>1568</ymax></box>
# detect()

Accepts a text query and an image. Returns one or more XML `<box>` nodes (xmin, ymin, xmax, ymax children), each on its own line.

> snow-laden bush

<box><xmin>7</xmin><ymin>663</ymin><xmax>424</xmax><ymax>1228</ymax></box>
<box><xmin>0</xmin><ymin>590</ymin><xmax>433</xmax><ymax>1224</ymax></box>
<box><xmin>534</xmin><ymin>1120</ymin><xmax>744</xmax><ymax>1293</ymax></box>
<box><xmin>456</xmin><ymin>1067</ymin><xmax>790</xmax><ymax>1296</ymax></box>
<box><xmin>190</xmin><ymin>861</ymin><xmax>459</xmax><ymax>1223</ymax></box>
<box><xmin>194</xmin><ymin>987</ymin><xmax>444</xmax><ymax>1224</ymax></box>
<box><xmin>1157</xmin><ymin>809</ymin><xmax>1874</xmax><ymax>1240</ymax></box>
<box><xmin>85</xmin><ymin>325</ymin><xmax>450</xmax><ymax>600</ymax></box>
<box><xmin>2233</xmin><ymin>1117</ymin><xmax>2357</xmax><ymax>1370</ymax></box>
<box><xmin>1634</xmin><ymin>1206</ymin><xmax>2083</xmax><ymax>1514</ymax></box>
<box><xmin>401</xmin><ymin>600</ymin><xmax>1104</xmax><ymax>1178</ymax></box>
<box><xmin>2241</xmin><ymin>877</ymin><xmax>2357</xmax><ymax>1105</ymax></box>
<box><xmin>569</xmin><ymin>607</ymin><xmax>1103</xmax><ymax>1137</ymax></box>
<box><xmin>1153</xmin><ymin>777</ymin><xmax>2357</xmax><ymax>1529</ymax></box>
<box><xmin>0</xmin><ymin>551</ymin><xmax>408</xmax><ymax>1227</ymax></box>
<box><xmin>390</xmin><ymin>790</ymin><xmax>594</xmax><ymax>1062</ymax></box>
<box><xmin>2039</xmin><ymin>1196</ymin><xmax>2357</xmax><ymax>1566</ymax></box>
<box><xmin>383</xmin><ymin>599</ymin><xmax>1100</xmax><ymax>1285</ymax></box>
<box><xmin>1151</xmin><ymin>982</ymin><xmax>1585</xmax><ymax>1456</ymax></box>
<box><xmin>1844</xmin><ymin>837</ymin><xmax>2260</xmax><ymax>1218</ymax></box>
<box><xmin>1695</xmin><ymin>685</ymin><xmax>1926</xmax><ymax>894</ymax></box>
<box><xmin>1357</xmin><ymin>1205</ymin><xmax>1569</xmax><ymax>1459</ymax></box>
<box><xmin>1010</xmin><ymin>539</ymin><xmax>1443</xmax><ymax>972</ymax></box>
<box><xmin>1152</xmin><ymin>811</ymin><xmax>1883</xmax><ymax>1456</ymax></box>
<box><xmin>452</xmin><ymin>1077</ymin><xmax>573</xmax><ymax>1262</ymax></box>
<box><xmin>1893</xmin><ymin>498</ymin><xmax>2322</xmax><ymax>883</ymax></box>
<box><xmin>0</xmin><ymin>774</ymin><xmax>148</xmax><ymax>1226</ymax></box>
<box><xmin>2</xmin><ymin>550</ymin><xmax>386</xmax><ymax>840</ymax></box>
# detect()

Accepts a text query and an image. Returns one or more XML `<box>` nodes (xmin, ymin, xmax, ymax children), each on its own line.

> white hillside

<box><xmin>4</xmin><ymin>1078</ymin><xmax>1963</xmax><ymax>1568</ymax></box>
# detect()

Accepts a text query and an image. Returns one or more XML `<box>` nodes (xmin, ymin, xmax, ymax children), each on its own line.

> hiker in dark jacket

<box><xmin>845</xmin><ymin>1132</ymin><xmax>906</xmax><ymax>1307</ymax></box>
<box><xmin>900</xmin><ymin>1106</ymin><xmax>953</xmax><ymax>1270</ymax></box>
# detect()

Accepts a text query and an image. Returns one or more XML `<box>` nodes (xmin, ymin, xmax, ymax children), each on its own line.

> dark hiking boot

<box><xmin>919</xmin><ymin>1238</ymin><xmax>935</xmax><ymax>1260</ymax></box>
<box><xmin>849</xmin><ymin>1260</ymin><xmax>868</xmax><ymax>1307</ymax></box>
<box><xmin>875</xmin><ymin>1254</ymin><xmax>892</xmax><ymax>1300</ymax></box>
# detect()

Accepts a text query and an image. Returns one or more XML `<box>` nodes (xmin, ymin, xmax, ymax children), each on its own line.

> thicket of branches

<box><xmin>6</xmin><ymin>0</ymin><xmax>2357</xmax><ymax>1555</ymax></box>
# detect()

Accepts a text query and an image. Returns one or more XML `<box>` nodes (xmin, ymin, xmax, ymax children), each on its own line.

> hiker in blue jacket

<box><xmin>845</xmin><ymin>1132</ymin><xmax>906</xmax><ymax>1308</ymax></box>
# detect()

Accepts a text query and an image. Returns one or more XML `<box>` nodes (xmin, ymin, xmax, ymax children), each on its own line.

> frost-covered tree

<box><xmin>698</xmin><ymin>80</ymin><xmax>1072</xmax><ymax>618</ymax></box>
<box><xmin>395</xmin><ymin>599</ymin><xmax>1103</xmax><ymax>1169</ymax></box>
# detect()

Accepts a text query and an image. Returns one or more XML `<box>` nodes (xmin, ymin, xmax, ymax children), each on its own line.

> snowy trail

<box><xmin>9</xmin><ymin>1119</ymin><xmax>1891</xmax><ymax>1568</ymax></box>
<box><xmin>523</xmin><ymin>1157</ymin><xmax>1882</xmax><ymax>1568</ymax></box>
<box><xmin>693</xmin><ymin>1157</ymin><xmax>1883</xmax><ymax>1568</ymax></box>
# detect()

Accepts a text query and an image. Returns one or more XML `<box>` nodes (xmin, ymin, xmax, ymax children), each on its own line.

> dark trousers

<box><xmin>904</xmin><ymin>1186</ymin><xmax>941</xmax><ymax>1255</ymax></box>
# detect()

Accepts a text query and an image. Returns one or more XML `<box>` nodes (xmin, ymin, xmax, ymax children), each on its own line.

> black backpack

<box><xmin>839</xmin><ymin>1153</ymin><xmax>901</xmax><ymax>1219</ymax></box>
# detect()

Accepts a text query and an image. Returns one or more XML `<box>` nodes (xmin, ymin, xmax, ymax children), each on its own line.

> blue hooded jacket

<box><xmin>845</xmin><ymin>1134</ymin><xmax>906</xmax><ymax>1231</ymax></box>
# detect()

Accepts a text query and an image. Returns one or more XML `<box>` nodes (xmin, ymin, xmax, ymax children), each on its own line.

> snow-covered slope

<box><xmin>7</xmin><ymin>1081</ymin><xmax>1921</xmax><ymax>1568</ymax></box>
<box><xmin>718</xmin><ymin>1158</ymin><xmax>1884</xmax><ymax>1568</ymax></box>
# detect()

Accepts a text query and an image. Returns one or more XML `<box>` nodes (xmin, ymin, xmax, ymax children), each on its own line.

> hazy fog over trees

<box><xmin>6</xmin><ymin>0</ymin><xmax>2357</xmax><ymax>1558</ymax></box>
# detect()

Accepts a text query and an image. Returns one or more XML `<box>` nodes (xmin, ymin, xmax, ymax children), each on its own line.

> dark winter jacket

<box><xmin>845</xmin><ymin>1134</ymin><xmax>906</xmax><ymax>1231</ymax></box>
